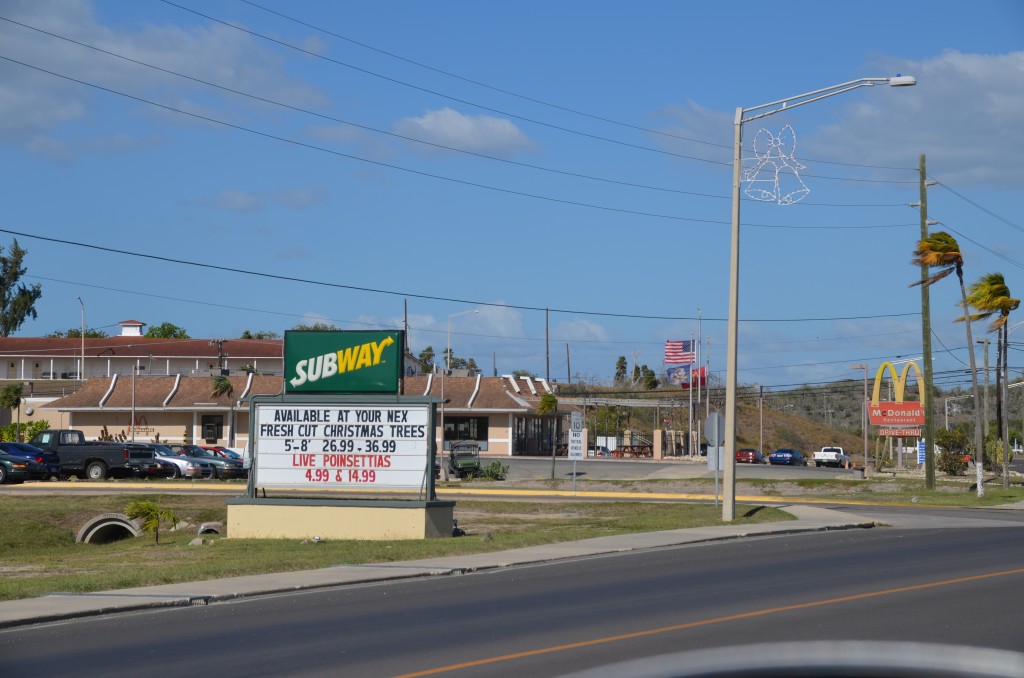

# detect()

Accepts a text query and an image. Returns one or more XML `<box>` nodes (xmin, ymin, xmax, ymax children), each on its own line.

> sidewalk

<box><xmin>0</xmin><ymin>504</ymin><xmax>875</xmax><ymax>629</ymax></box>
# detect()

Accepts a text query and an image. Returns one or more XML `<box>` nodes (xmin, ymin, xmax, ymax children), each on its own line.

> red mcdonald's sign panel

<box><xmin>870</xmin><ymin>402</ymin><xmax>925</xmax><ymax>426</ymax></box>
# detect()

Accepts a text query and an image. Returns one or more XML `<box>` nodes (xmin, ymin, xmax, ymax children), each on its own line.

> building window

<box><xmin>201</xmin><ymin>415</ymin><xmax>224</xmax><ymax>443</ymax></box>
<box><xmin>443</xmin><ymin>416</ymin><xmax>487</xmax><ymax>445</ymax></box>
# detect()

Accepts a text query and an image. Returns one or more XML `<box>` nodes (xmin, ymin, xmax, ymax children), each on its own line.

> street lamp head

<box><xmin>888</xmin><ymin>75</ymin><xmax>916</xmax><ymax>87</ymax></box>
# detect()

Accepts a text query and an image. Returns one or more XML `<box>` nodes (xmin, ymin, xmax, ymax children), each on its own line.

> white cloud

<box><xmin>393</xmin><ymin>108</ymin><xmax>537</xmax><ymax>158</ymax></box>
<box><xmin>553</xmin><ymin>317</ymin><xmax>609</xmax><ymax>342</ymax></box>
<box><xmin>200</xmin><ymin>185</ymin><xmax>329</xmax><ymax>213</ymax></box>
<box><xmin>809</xmin><ymin>50</ymin><xmax>1024</xmax><ymax>186</ymax></box>
<box><xmin>273</xmin><ymin>185</ymin><xmax>329</xmax><ymax>209</ymax></box>
<box><xmin>204</xmin><ymin>190</ymin><xmax>264</xmax><ymax>213</ymax></box>
<box><xmin>652</xmin><ymin>51</ymin><xmax>1024</xmax><ymax>187</ymax></box>
<box><xmin>0</xmin><ymin>0</ymin><xmax>328</xmax><ymax>158</ymax></box>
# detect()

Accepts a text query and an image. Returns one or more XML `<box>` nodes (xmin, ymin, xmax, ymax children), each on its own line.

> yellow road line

<box><xmin>394</xmin><ymin>566</ymin><xmax>1024</xmax><ymax>677</ymax></box>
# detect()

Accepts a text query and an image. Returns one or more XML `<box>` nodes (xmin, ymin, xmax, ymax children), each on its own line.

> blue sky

<box><xmin>1</xmin><ymin>0</ymin><xmax>1022</xmax><ymax>393</ymax></box>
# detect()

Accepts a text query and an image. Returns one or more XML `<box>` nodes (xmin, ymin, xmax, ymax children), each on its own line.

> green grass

<box><xmin>497</xmin><ymin>475</ymin><xmax>1024</xmax><ymax>508</ymax></box>
<box><xmin>0</xmin><ymin>494</ymin><xmax>790</xmax><ymax>601</ymax></box>
<box><xmin>4</xmin><ymin>474</ymin><xmax>1021</xmax><ymax>602</ymax></box>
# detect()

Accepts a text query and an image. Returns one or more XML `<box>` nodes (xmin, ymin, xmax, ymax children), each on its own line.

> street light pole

<box><xmin>441</xmin><ymin>309</ymin><xmax>478</xmax><ymax>465</ymax></box>
<box><xmin>850</xmin><ymin>364</ymin><xmax>869</xmax><ymax>470</ymax></box>
<box><xmin>75</xmin><ymin>296</ymin><xmax>85</xmax><ymax>380</ymax></box>
<box><xmin>724</xmin><ymin>76</ymin><xmax>915</xmax><ymax>520</ymax></box>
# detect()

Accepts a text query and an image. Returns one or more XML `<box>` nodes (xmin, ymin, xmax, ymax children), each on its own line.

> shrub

<box><xmin>936</xmin><ymin>451</ymin><xmax>968</xmax><ymax>476</ymax></box>
<box><xmin>984</xmin><ymin>438</ymin><xmax>1009</xmax><ymax>475</ymax></box>
<box><xmin>468</xmin><ymin>461</ymin><xmax>509</xmax><ymax>481</ymax></box>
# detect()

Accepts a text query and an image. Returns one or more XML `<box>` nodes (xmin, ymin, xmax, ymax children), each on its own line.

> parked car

<box><xmin>168</xmin><ymin>444</ymin><xmax>247</xmax><ymax>480</ymax></box>
<box><xmin>588</xmin><ymin>445</ymin><xmax>613</xmax><ymax>457</ymax></box>
<box><xmin>0</xmin><ymin>441</ymin><xmax>61</xmax><ymax>479</ymax></box>
<box><xmin>768</xmin><ymin>448</ymin><xmax>808</xmax><ymax>466</ymax></box>
<box><xmin>736</xmin><ymin>448</ymin><xmax>766</xmax><ymax>464</ymax></box>
<box><xmin>123</xmin><ymin>444</ymin><xmax>176</xmax><ymax>479</ymax></box>
<box><xmin>200</xmin><ymin>445</ymin><xmax>251</xmax><ymax>470</ymax></box>
<box><xmin>0</xmin><ymin>452</ymin><xmax>49</xmax><ymax>483</ymax></box>
<box><xmin>149</xmin><ymin>443</ymin><xmax>214</xmax><ymax>479</ymax></box>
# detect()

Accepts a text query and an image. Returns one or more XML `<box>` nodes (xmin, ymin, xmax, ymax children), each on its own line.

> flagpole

<box><xmin>696</xmin><ymin>308</ymin><xmax>702</xmax><ymax>455</ymax></box>
<box><xmin>688</xmin><ymin>330</ymin><xmax>694</xmax><ymax>456</ymax></box>
<box><xmin>705</xmin><ymin>336</ymin><xmax>711</xmax><ymax>419</ymax></box>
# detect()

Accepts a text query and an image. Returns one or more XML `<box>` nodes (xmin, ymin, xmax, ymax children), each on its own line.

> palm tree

<box><xmin>0</xmin><ymin>382</ymin><xmax>24</xmax><ymax>441</ymax></box>
<box><xmin>125</xmin><ymin>499</ymin><xmax>179</xmax><ymax>545</ymax></box>
<box><xmin>963</xmin><ymin>273</ymin><xmax>1019</xmax><ymax>486</ymax></box>
<box><xmin>911</xmin><ymin>231</ymin><xmax>985</xmax><ymax>496</ymax></box>
<box><xmin>210</xmin><ymin>375</ymin><xmax>234</xmax><ymax>399</ymax></box>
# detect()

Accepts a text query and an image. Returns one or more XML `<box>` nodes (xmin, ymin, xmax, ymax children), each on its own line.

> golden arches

<box><xmin>870</xmin><ymin>361</ymin><xmax>924</xmax><ymax>408</ymax></box>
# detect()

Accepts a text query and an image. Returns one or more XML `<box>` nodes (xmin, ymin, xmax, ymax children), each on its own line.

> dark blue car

<box><xmin>768</xmin><ymin>448</ymin><xmax>808</xmax><ymax>466</ymax></box>
<box><xmin>0</xmin><ymin>441</ymin><xmax>61</xmax><ymax>478</ymax></box>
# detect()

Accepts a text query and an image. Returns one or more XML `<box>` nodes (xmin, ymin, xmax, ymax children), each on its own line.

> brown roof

<box><xmin>404</xmin><ymin>374</ymin><xmax>546</xmax><ymax>412</ymax></box>
<box><xmin>43</xmin><ymin>374</ymin><xmax>549</xmax><ymax>414</ymax></box>
<box><xmin>44</xmin><ymin>374</ymin><xmax>283</xmax><ymax>411</ymax></box>
<box><xmin>0</xmin><ymin>337</ymin><xmax>283</xmax><ymax>359</ymax></box>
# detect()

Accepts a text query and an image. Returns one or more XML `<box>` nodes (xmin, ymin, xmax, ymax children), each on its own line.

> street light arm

<box><xmin>741</xmin><ymin>76</ymin><xmax>915</xmax><ymax>123</ymax></box>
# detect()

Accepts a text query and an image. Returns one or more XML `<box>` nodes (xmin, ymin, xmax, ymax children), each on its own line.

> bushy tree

<box><xmin>536</xmin><ymin>392</ymin><xmax>558</xmax><ymax>414</ymax></box>
<box><xmin>614</xmin><ymin>356</ymin><xmax>627</xmax><ymax>385</ymax></box>
<box><xmin>291</xmin><ymin>322</ymin><xmax>341</xmax><ymax>332</ymax></box>
<box><xmin>239</xmin><ymin>330</ymin><xmax>280</xmax><ymax>339</ymax></box>
<box><xmin>0</xmin><ymin>239</ymin><xmax>42</xmax><ymax>337</ymax></box>
<box><xmin>145</xmin><ymin>322</ymin><xmax>189</xmax><ymax>339</ymax></box>
<box><xmin>46</xmin><ymin>328</ymin><xmax>108</xmax><ymax>338</ymax></box>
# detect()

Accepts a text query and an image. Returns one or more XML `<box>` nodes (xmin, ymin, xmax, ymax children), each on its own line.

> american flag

<box><xmin>665</xmin><ymin>340</ymin><xmax>695</xmax><ymax>365</ymax></box>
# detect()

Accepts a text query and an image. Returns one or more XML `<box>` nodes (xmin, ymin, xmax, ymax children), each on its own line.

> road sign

<box><xmin>568</xmin><ymin>412</ymin><xmax>584</xmax><ymax>459</ymax></box>
<box><xmin>706</xmin><ymin>412</ymin><xmax>725</xmax><ymax>446</ymax></box>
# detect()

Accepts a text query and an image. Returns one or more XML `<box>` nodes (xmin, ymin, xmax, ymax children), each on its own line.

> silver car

<box><xmin>150</xmin><ymin>444</ymin><xmax>214</xmax><ymax>479</ymax></box>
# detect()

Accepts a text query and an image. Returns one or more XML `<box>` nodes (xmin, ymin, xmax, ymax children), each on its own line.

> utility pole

<box><xmin>979</xmin><ymin>339</ymin><xmax>990</xmax><ymax>438</ymax></box>
<box><xmin>545</xmin><ymin>307</ymin><xmax>550</xmax><ymax>383</ymax></box>
<box><xmin>565</xmin><ymin>343</ymin><xmax>571</xmax><ymax>385</ymax></box>
<box><xmin>917</xmin><ymin>154</ymin><xmax>937</xmax><ymax>489</ymax></box>
<box><xmin>758</xmin><ymin>385</ymin><xmax>764</xmax><ymax>453</ymax></box>
<box><xmin>210</xmin><ymin>339</ymin><xmax>228</xmax><ymax>374</ymax></box>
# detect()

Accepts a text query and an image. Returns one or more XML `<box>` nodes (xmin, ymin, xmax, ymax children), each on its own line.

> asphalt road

<box><xmin>3</xmin><ymin>522</ymin><xmax>1022</xmax><ymax>677</ymax></box>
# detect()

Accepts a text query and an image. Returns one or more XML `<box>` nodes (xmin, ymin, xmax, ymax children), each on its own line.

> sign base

<box><xmin>226</xmin><ymin>497</ymin><xmax>455</xmax><ymax>540</ymax></box>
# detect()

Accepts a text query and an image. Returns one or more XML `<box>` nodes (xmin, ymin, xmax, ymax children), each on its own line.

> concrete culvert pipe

<box><xmin>76</xmin><ymin>513</ymin><xmax>143</xmax><ymax>544</ymax></box>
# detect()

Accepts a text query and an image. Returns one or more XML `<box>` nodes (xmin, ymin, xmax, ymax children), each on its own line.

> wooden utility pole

<box><xmin>919</xmin><ymin>154</ymin><xmax>937</xmax><ymax>489</ymax></box>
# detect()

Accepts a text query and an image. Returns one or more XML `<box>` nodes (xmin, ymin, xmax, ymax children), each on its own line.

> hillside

<box><xmin>734</xmin><ymin>401</ymin><xmax>864</xmax><ymax>455</ymax></box>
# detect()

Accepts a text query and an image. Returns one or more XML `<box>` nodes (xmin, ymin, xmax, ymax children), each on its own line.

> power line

<box><xmin>0</xmin><ymin>54</ymin><xmax>918</xmax><ymax>229</ymax></box>
<box><xmin>932</xmin><ymin>180</ymin><xmax>1023</xmax><ymax>233</ymax></box>
<box><xmin>0</xmin><ymin>12</ymin><xmax>916</xmax><ymax>209</ymax></box>
<box><xmin>4</xmin><ymin>227</ymin><xmax>921</xmax><ymax>323</ymax></box>
<box><xmin>157</xmin><ymin>0</ymin><xmax>918</xmax><ymax>184</ymax></box>
<box><xmin>237</xmin><ymin>0</ymin><xmax>918</xmax><ymax>174</ymax></box>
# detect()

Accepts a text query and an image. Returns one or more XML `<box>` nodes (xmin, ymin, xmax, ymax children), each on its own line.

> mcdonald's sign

<box><xmin>869</xmin><ymin>361</ymin><xmax>925</xmax><ymax>427</ymax></box>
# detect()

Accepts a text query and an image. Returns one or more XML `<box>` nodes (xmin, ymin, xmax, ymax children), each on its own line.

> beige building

<box><xmin>37</xmin><ymin>372</ymin><xmax>563</xmax><ymax>455</ymax></box>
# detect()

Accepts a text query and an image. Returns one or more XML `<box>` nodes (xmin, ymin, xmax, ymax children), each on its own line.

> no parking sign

<box><xmin>568</xmin><ymin>412</ymin><xmax>584</xmax><ymax>459</ymax></box>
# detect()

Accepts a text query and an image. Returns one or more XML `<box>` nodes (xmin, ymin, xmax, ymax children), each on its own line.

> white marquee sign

<box><xmin>254</xmin><ymin>404</ymin><xmax>430</xmax><ymax>490</ymax></box>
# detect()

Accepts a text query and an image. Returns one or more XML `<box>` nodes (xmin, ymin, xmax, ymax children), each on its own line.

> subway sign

<box><xmin>284</xmin><ymin>330</ymin><xmax>403</xmax><ymax>394</ymax></box>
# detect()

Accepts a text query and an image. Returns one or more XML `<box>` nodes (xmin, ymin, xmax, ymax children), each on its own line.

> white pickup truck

<box><xmin>813</xmin><ymin>446</ymin><xmax>852</xmax><ymax>468</ymax></box>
